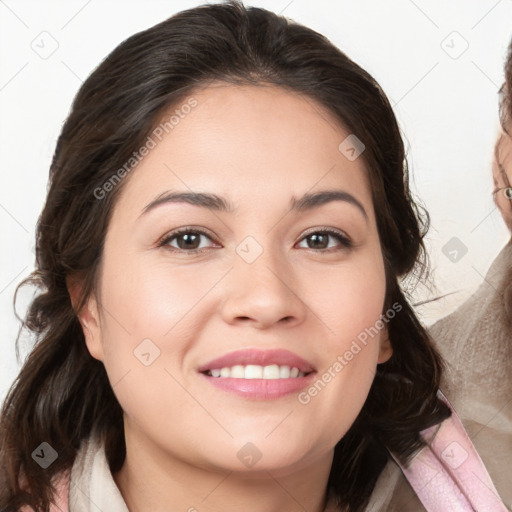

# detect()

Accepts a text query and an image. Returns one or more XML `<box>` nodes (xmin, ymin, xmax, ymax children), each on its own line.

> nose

<box><xmin>220</xmin><ymin>244</ymin><xmax>307</xmax><ymax>329</ymax></box>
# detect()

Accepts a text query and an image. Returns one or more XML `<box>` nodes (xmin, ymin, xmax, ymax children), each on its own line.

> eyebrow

<box><xmin>139</xmin><ymin>189</ymin><xmax>368</xmax><ymax>220</ymax></box>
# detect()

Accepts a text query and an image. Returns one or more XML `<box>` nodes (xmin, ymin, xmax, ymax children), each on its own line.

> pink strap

<box><xmin>391</xmin><ymin>390</ymin><xmax>508</xmax><ymax>512</ymax></box>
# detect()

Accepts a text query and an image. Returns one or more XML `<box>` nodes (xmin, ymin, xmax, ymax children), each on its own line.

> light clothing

<box><xmin>67</xmin><ymin>431</ymin><xmax>129</xmax><ymax>511</ymax></box>
<box><xmin>428</xmin><ymin>240</ymin><xmax>512</xmax><ymax>508</ymax></box>
<box><xmin>29</xmin><ymin>393</ymin><xmax>507</xmax><ymax>512</ymax></box>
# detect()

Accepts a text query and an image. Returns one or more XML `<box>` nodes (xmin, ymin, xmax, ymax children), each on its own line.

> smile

<box><xmin>205</xmin><ymin>364</ymin><xmax>307</xmax><ymax>379</ymax></box>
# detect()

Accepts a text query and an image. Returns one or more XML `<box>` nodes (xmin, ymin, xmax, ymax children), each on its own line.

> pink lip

<box><xmin>197</xmin><ymin>348</ymin><xmax>316</xmax><ymax>373</ymax></box>
<box><xmin>200</xmin><ymin>372</ymin><xmax>317</xmax><ymax>400</ymax></box>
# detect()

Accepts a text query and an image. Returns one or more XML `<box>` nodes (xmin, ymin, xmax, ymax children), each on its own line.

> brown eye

<box><xmin>158</xmin><ymin>228</ymin><xmax>217</xmax><ymax>253</ymax></box>
<box><xmin>297</xmin><ymin>229</ymin><xmax>352</xmax><ymax>251</ymax></box>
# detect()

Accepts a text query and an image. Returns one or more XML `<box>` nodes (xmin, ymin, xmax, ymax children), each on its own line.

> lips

<box><xmin>197</xmin><ymin>348</ymin><xmax>316</xmax><ymax>374</ymax></box>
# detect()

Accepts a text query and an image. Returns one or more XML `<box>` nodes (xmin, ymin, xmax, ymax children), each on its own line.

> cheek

<box><xmin>296</xmin><ymin>251</ymin><xmax>386</xmax><ymax>436</ymax></box>
<box><xmin>496</xmin><ymin>195</ymin><xmax>512</xmax><ymax>220</ymax></box>
<box><xmin>95</xmin><ymin>250</ymin><xmax>216</xmax><ymax>395</ymax></box>
<box><xmin>95</xmin><ymin>256</ymin><xmax>202</xmax><ymax>432</ymax></box>
<box><xmin>307</xmin><ymin>248</ymin><xmax>386</xmax><ymax>346</ymax></box>
<box><xmin>100</xmin><ymin>253</ymin><xmax>214</xmax><ymax>339</ymax></box>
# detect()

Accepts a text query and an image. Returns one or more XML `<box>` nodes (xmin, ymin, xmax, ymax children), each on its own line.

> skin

<box><xmin>493</xmin><ymin>130</ymin><xmax>512</xmax><ymax>232</ymax></box>
<box><xmin>75</xmin><ymin>83</ymin><xmax>393</xmax><ymax>512</ymax></box>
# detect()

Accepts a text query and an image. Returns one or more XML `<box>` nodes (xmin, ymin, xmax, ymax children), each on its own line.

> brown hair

<box><xmin>0</xmin><ymin>2</ymin><xmax>450</xmax><ymax>511</ymax></box>
<box><xmin>499</xmin><ymin>37</ymin><xmax>512</xmax><ymax>132</ymax></box>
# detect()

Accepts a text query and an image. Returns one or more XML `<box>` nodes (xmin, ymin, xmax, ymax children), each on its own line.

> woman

<box><xmin>429</xmin><ymin>38</ymin><xmax>512</xmax><ymax>508</ymax></box>
<box><xmin>0</xmin><ymin>1</ymin><xmax>505</xmax><ymax>511</ymax></box>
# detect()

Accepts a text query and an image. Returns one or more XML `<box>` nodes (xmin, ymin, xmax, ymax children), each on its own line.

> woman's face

<box><xmin>79</xmin><ymin>83</ymin><xmax>392</xmax><ymax>475</ymax></box>
<box><xmin>493</xmin><ymin>131</ymin><xmax>512</xmax><ymax>232</ymax></box>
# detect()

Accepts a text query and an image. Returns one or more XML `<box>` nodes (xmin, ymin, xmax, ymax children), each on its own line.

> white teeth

<box><xmin>263</xmin><ymin>364</ymin><xmax>280</xmax><ymax>379</ymax></box>
<box><xmin>207</xmin><ymin>364</ymin><xmax>307</xmax><ymax>379</ymax></box>
<box><xmin>245</xmin><ymin>365</ymin><xmax>262</xmax><ymax>379</ymax></box>
<box><xmin>280</xmin><ymin>365</ymin><xmax>291</xmax><ymax>378</ymax></box>
<box><xmin>230</xmin><ymin>365</ymin><xmax>245</xmax><ymax>378</ymax></box>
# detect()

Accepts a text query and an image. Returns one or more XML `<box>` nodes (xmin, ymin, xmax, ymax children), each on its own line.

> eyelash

<box><xmin>157</xmin><ymin>227</ymin><xmax>353</xmax><ymax>254</ymax></box>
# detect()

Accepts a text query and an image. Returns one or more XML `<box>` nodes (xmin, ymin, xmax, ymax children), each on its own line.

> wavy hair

<box><xmin>0</xmin><ymin>2</ymin><xmax>450</xmax><ymax>511</ymax></box>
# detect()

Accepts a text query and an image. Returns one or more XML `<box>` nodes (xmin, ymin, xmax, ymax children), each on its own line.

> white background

<box><xmin>1</xmin><ymin>0</ymin><xmax>511</xmax><ymax>403</ymax></box>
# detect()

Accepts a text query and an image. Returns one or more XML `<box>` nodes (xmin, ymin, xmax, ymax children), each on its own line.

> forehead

<box><xmin>495</xmin><ymin>133</ymin><xmax>512</xmax><ymax>179</ymax></box>
<box><xmin>500</xmin><ymin>133</ymin><xmax>512</xmax><ymax>162</ymax></box>
<box><xmin>114</xmin><ymin>83</ymin><xmax>375</xmax><ymax>219</ymax></box>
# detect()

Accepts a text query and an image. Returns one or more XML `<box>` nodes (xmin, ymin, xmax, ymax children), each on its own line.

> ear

<box><xmin>66</xmin><ymin>276</ymin><xmax>104</xmax><ymax>362</ymax></box>
<box><xmin>377</xmin><ymin>325</ymin><xmax>393</xmax><ymax>364</ymax></box>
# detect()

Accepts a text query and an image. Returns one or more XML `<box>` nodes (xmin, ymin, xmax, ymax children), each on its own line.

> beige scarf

<box><xmin>428</xmin><ymin>240</ymin><xmax>512</xmax><ymax>508</ymax></box>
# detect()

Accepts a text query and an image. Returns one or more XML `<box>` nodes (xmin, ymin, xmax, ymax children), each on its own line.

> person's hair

<box><xmin>499</xmin><ymin>38</ymin><xmax>512</xmax><ymax>132</ymax></box>
<box><xmin>0</xmin><ymin>2</ymin><xmax>451</xmax><ymax>511</ymax></box>
<box><xmin>494</xmin><ymin>38</ymin><xmax>512</xmax><ymax>228</ymax></box>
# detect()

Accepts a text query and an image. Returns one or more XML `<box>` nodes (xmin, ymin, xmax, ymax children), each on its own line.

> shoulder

<box><xmin>366</xmin><ymin>458</ymin><xmax>426</xmax><ymax>512</ymax></box>
<box><xmin>429</xmin><ymin>241</ymin><xmax>512</xmax><ymax>342</ymax></box>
